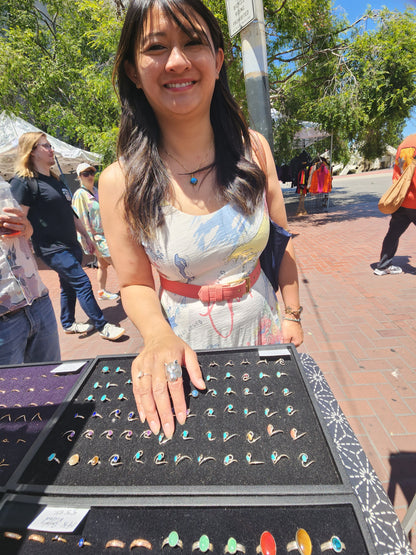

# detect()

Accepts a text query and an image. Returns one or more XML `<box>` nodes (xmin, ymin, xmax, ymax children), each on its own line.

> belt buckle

<box><xmin>244</xmin><ymin>276</ymin><xmax>251</xmax><ymax>294</ymax></box>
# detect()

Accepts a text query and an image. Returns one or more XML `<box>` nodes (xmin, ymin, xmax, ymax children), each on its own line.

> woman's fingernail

<box><xmin>163</xmin><ymin>422</ymin><xmax>173</xmax><ymax>439</ymax></box>
<box><xmin>150</xmin><ymin>420</ymin><xmax>160</xmax><ymax>435</ymax></box>
<box><xmin>177</xmin><ymin>412</ymin><xmax>186</xmax><ymax>425</ymax></box>
<box><xmin>139</xmin><ymin>410</ymin><xmax>146</xmax><ymax>423</ymax></box>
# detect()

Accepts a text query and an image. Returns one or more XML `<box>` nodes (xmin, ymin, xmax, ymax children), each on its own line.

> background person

<box><xmin>374</xmin><ymin>133</ymin><xmax>416</xmax><ymax>275</ymax></box>
<box><xmin>72</xmin><ymin>163</ymin><xmax>120</xmax><ymax>301</ymax></box>
<box><xmin>10</xmin><ymin>132</ymin><xmax>125</xmax><ymax>341</ymax></box>
<box><xmin>0</xmin><ymin>202</ymin><xmax>60</xmax><ymax>364</ymax></box>
<box><xmin>99</xmin><ymin>0</ymin><xmax>303</xmax><ymax>438</ymax></box>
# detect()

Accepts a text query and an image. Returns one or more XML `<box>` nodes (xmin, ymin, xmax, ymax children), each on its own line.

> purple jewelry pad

<box><xmin>0</xmin><ymin>360</ymin><xmax>91</xmax><ymax>488</ymax></box>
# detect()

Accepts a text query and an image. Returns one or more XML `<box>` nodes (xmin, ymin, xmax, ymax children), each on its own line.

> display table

<box><xmin>0</xmin><ymin>347</ymin><xmax>411</xmax><ymax>554</ymax></box>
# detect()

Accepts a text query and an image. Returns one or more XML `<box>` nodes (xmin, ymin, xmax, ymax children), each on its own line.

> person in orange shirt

<box><xmin>374</xmin><ymin>134</ymin><xmax>416</xmax><ymax>275</ymax></box>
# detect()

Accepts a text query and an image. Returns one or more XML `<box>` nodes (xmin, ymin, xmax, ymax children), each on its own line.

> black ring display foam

<box><xmin>8</xmin><ymin>347</ymin><xmax>346</xmax><ymax>495</ymax></box>
<box><xmin>0</xmin><ymin>494</ymin><xmax>374</xmax><ymax>554</ymax></box>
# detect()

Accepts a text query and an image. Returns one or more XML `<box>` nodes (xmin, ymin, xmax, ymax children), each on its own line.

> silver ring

<box><xmin>137</xmin><ymin>371</ymin><xmax>152</xmax><ymax>379</ymax></box>
<box><xmin>320</xmin><ymin>536</ymin><xmax>346</xmax><ymax>552</ymax></box>
<box><xmin>165</xmin><ymin>360</ymin><xmax>182</xmax><ymax>382</ymax></box>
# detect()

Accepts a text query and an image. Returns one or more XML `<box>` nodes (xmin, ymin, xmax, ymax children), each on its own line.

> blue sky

<box><xmin>334</xmin><ymin>0</ymin><xmax>416</xmax><ymax>137</ymax></box>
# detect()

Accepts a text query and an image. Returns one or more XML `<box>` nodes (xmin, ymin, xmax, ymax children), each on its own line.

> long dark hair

<box><xmin>113</xmin><ymin>0</ymin><xmax>265</xmax><ymax>240</ymax></box>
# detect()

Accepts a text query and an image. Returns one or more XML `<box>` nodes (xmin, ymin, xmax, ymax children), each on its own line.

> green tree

<box><xmin>1</xmin><ymin>1</ymin><xmax>415</xmax><ymax>166</ymax></box>
<box><xmin>0</xmin><ymin>0</ymin><xmax>123</xmax><ymax>164</ymax></box>
<box><xmin>206</xmin><ymin>0</ymin><xmax>416</xmax><ymax>164</ymax></box>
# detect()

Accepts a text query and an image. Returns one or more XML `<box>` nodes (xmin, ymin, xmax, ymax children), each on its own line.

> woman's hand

<box><xmin>131</xmin><ymin>332</ymin><xmax>205</xmax><ymax>438</ymax></box>
<box><xmin>0</xmin><ymin>207</ymin><xmax>33</xmax><ymax>239</ymax></box>
<box><xmin>281</xmin><ymin>318</ymin><xmax>304</xmax><ymax>347</ymax></box>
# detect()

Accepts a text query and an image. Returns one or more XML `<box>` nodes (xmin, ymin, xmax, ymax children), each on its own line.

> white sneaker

<box><xmin>64</xmin><ymin>322</ymin><xmax>94</xmax><ymax>334</ymax></box>
<box><xmin>98</xmin><ymin>290</ymin><xmax>120</xmax><ymax>301</ymax></box>
<box><xmin>99</xmin><ymin>323</ymin><xmax>125</xmax><ymax>341</ymax></box>
<box><xmin>374</xmin><ymin>265</ymin><xmax>403</xmax><ymax>276</ymax></box>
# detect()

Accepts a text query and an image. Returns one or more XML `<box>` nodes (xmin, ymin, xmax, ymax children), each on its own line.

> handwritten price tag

<box><xmin>28</xmin><ymin>507</ymin><xmax>89</xmax><ymax>533</ymax></box>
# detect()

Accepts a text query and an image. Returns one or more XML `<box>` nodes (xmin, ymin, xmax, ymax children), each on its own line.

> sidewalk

<box><xmin>38</xmin><ymin>170</ymin><xmax>416</xmax><ymax>549</ymax></box>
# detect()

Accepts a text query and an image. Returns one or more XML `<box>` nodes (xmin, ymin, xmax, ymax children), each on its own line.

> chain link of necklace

<box><xmin>164</xmin><ymin>149</ymin><xmax>213</xmax><ymax>186</ymax></box>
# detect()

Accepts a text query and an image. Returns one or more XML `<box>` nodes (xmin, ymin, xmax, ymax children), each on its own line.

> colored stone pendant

<box><xmin>190</xmin><ymin>176</ymin><xmax>198</xmax><ymax>185</ymax></box>
<box><xmin>134</xmin><ymin>450</ymin><xmax>144</xmax><ymax>463</ymax></box>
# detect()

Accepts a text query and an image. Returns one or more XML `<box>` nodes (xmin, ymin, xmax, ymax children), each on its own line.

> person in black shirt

<box><xmin>10</xmin><ymin>132</ymin><xmax>125</xmax><ymax>341</ymax></box>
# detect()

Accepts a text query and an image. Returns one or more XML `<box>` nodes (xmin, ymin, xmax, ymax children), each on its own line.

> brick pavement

<box><xmin>38</xmin><ymin>169</ymin><xmax>416</xmax><ymax>549</ymax></box>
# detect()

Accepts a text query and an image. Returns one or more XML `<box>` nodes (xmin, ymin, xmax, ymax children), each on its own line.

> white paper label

<box><xmin>28</xmin><ymin>507</ymin><xmax>89</xmax><ymax>533</ymax></box>
<box><xmin>50</xmin><ymin>361</ymin><xmax>87</xmax><ymax>374</ymax></box>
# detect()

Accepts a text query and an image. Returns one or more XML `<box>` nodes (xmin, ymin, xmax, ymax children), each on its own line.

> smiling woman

<box><xmin>99</xmin><ymin>0</ymin><xmax>303</xmax><ymax>438</ymax></box>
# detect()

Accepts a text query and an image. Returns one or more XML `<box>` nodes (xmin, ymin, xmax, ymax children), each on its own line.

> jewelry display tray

<box><xmin>7</xmin><ymin>346</ymin><xmax>352</xmax><ymax>497</ymax></box>
<box><xmin>0</xmin><ymin>359</ymin><xmax>91</xmax><ymax>493</ymax></box>
<box><xmin>0</xmin><ymin>492</ymin><xmax>376</xmax><ymax>554</ymax></box>
<box><xmin>2</xmin><ymin>345</ymin><xmax>384</xmax><ymax>553</ymax></box>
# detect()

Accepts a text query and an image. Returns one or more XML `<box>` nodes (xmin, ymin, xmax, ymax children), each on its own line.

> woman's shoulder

<box><xmin>100</xmin><ymin>160</ymin><xmax>124</xmax><ymax>181</ymax></box>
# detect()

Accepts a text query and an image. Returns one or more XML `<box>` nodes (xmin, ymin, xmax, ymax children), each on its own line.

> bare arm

<box><xmin>253</xmin><ymin>132</ymin><xmax>304</xmax><ymax>347</ymax></box>
<box><xmin>99</xmin><ymin>162</ymin><xmax>204</xmax><ymax>438</ymax></box>
<box><xmin>74</xmin><ymin>216</ymin><xmax>95</xmax><ymax>254</ymax></box>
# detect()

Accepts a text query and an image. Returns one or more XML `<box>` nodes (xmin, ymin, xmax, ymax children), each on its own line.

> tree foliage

<box><xmin>206</xmin><ymin>0</ymin><xmax>416</xmax><ymax>164</ymax></box>
<box><xmin>1</xmin><ymin>0</ymin><xmax>415</xmax><ymax>166</ymax></box>
<box><xmin>0</xmin><ymin>0</ymin><xmax>123</xmax><ymax>164</ymax></box>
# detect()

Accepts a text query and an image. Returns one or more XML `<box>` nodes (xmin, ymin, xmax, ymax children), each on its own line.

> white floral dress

<box><xmin>142</xmin><ymin>200</ymin><xmax>283</xmax><ymax>350</ymax></box>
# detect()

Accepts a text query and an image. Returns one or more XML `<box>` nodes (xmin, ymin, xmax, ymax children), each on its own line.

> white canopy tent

<box><xmin>294</xmin><ymin>121</ymin><xmax>333</xmax><ymax>169</ymax></box>
<box><xmin>293</xmin><ymin>121</ymin><xmax>331</xmax><ymax>148</ymax></box>
<box><xmin>0</xmin><ymin>111</ymin><xmax>102</xmax><ymax>180</ymax></box>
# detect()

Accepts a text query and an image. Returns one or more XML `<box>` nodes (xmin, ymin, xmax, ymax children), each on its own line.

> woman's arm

<box><xmin>73</xmin><ymin>216</ymin><xmax>95</xmax><ymax>254</ymax></box>
<box><xmin>99</xmin><ymin>162</ymin><xmax>205</xmax><ymax>438</ymax></box>
<box><xmin>253</xmin><ymin>132</ymin><xmax>304</xmax><ymax>347</ymax></box>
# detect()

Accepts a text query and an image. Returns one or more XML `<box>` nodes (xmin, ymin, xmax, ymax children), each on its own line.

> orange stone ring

<box><xmin>256</xmin><ymin>531</ymin><xmax>276</xmax><ymax>555</ymax></box>
<box><xmin>286</xmin><ymin>528</ymin><xmax>312</xmax><ymax>555</ymax></box>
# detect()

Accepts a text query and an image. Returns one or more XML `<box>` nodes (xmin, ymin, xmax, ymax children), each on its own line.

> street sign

<box><xmin>225</xmin><ymin>0</ymin><xmax>255</xmax><ymax>38</ymax></box>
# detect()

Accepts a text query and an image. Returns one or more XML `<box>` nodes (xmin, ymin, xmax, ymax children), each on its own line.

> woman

<box><xmin>99</xmin><ymin>0</ymin><xmax>303</xmax><ymax>438</ymax></box>
<box><xmin>72</xmin><ymin>163</ymin><xmax>120</xmax><ymax>301</ymax></box>
<box><xmin>10</xmin><ymin>132</ymin><xmax>125</xmax><ymax>341</ymax></box>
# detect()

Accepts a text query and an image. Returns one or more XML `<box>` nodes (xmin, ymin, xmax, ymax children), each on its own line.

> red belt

<box><xmin>159</xmin><ymin>260</ymin><xmax>261</xmax><ymax>303</ymax></box>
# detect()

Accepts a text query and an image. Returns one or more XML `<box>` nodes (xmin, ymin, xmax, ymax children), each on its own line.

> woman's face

<box><xmin>127</xmin><ymin>5</ymin><xmax>224</xmax><ymax>123</ymax></box>
<box><xmin>79</xmin><ymin>168</ymin><xmax>96</xmax><ymax>186</ymax></box>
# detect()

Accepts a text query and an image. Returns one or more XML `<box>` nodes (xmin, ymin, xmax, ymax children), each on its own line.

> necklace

<box><xmin>164</xmin><ymin>149</ymin><xmax>213</xmax><ymax>186</ymax></box>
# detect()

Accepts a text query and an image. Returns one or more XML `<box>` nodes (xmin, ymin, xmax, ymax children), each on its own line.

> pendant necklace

<box><xmin>164</xmin><ymin>149</ymin><xmax>213</xmax><ymax>186</ymax></box>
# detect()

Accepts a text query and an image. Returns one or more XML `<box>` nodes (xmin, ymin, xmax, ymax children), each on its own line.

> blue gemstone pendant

<box><xmin>190</xmin><ymin>176</ymin><xmax>198</xmax><ymax>185</ymax></box>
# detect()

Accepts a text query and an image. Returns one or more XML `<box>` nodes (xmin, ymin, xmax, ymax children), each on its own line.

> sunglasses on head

<box><xmin>80</xmin><ymin>170</ymin><xmax>96</xmax><ymax>177</ymax></box>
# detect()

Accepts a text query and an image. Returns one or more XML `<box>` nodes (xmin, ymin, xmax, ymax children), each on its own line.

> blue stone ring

<box><xmin>165</xmin><ymin>360</ymin><xmax>182</xmax><ymax>382</ymax></box>
<box><xmin>320</xmin><ymin>536</ymin><xmax>346</xmax><ymax>552</ymax></box>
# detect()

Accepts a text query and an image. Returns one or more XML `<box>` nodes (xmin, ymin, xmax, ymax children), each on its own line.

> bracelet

<box><xmin>283</xmin><ymin>316</ymin><xmax>301</xmax><ymax>323</ymax></box>
<box><xmin>285</xmin><ymin>305</ymin><xmax>303</xmax><ymax>318</ymax></box>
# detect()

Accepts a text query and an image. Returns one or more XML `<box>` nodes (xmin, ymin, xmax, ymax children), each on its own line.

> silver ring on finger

<box><xmin>165</xmin><ymin>360</ymin><xmax>182</xmax><ymax>383</ymax></box>
<box><xmin>137</xmin><ymin>371</ymin><xmax>152</xmax><ymax>380</ymax></box>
